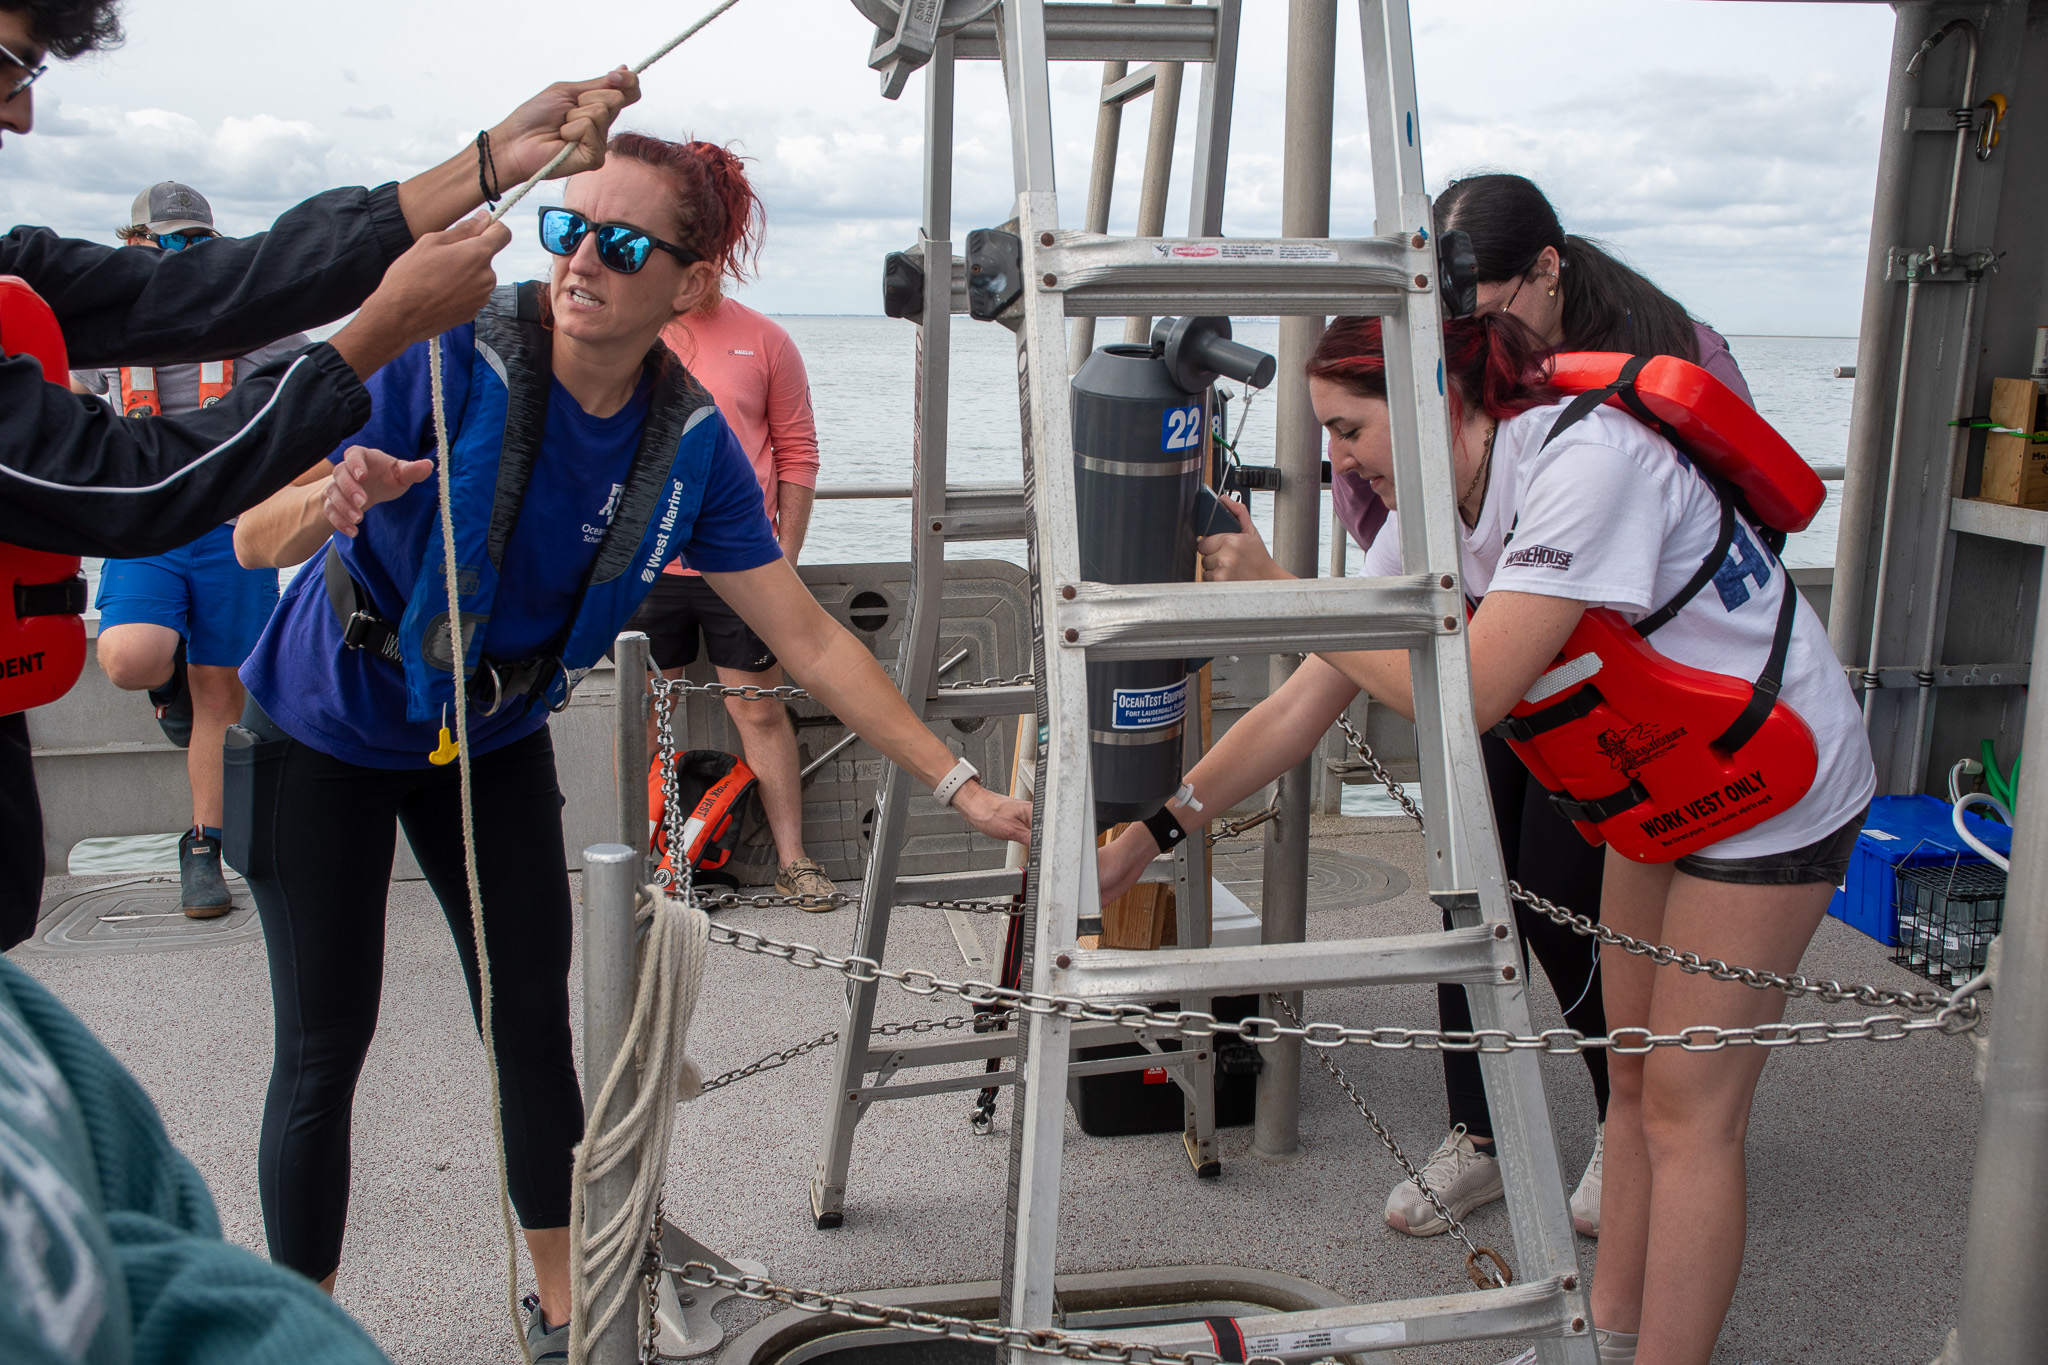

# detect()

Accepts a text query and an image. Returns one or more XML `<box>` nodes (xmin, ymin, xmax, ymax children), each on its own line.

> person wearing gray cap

<box><xmin>70</xmin><ymin>182</ymin><xmax>313</xmax><ymax>918</ymax></box>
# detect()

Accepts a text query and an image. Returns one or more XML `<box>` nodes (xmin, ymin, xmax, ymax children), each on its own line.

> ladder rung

<box><xmin>1037</xmin><ymin>231</ymin><xmax>1417</xmax><ymax>319</ymax></box>
<box><xmin>1058</xmin><ymin>575</ymin><xmax>1455</xmax><ymax>661</ymax></box>
<box><xmin>922</xmin><ymin>685</ymin><xmax>1034</xmax><ymax>719</ymax></box>
<box><xmin>892</xmin><ymin>867</ymin><xmax>1026</xmax><ymax>901</ymax></box>
<box><xmin>950</xmin><ymin>3</ymin><xmax>1221</xmax><ymax>64</ymax></box>
<box><xmin>1059</xmin><ymin>927</ymin><xmax>1505</xmax><ymax>999</ymax></box>
<box><xmin>862</xmin><ymin>1020</ymin><xmax>1182</xmax><ymax>1073</ymax></box>
<box><xmin>936</xmin><ymin>485</ymin><xmax>1030</xmax><ymax>541</ymax></box>
<box><xmin>1111</xmin><ymin>1278</ymin><xmax>1576</xmax><ymax>1360</ymax></box>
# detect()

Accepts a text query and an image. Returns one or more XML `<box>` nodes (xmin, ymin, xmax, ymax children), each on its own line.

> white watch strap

<box><xmin>933</xmin><ymin>756</ymin><xmax>979</xmax><ymax>808</ymax></box>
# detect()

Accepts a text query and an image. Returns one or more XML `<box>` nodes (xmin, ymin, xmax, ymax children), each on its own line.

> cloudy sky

<box><xmin>1</xmin><ymin>0</ymin><xmax>1896</xmax><ymax>335</ymax></box>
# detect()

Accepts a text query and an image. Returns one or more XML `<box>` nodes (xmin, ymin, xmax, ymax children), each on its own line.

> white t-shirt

<box><xmin>1362</xmin><ymin>399</ymin><xmax>1874</xmax><ymax>860</ymax></box>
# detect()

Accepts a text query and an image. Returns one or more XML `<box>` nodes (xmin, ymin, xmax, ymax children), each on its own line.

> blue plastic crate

<box><xmin>1827</xmin><ymin>794</ymin><xmax>2013</xmax><ymax>945</ymax></box>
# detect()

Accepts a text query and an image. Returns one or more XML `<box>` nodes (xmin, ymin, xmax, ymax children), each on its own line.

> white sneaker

<box><xmin>1384</xmin><ymin>1124</ymin><xmax>1503</xmax><ymax>1237</ymax></box>
<box><xmin>1569</xmin><ymin>1123</ymin><xmax>1605</xmax><ymax>1237</ymax></box>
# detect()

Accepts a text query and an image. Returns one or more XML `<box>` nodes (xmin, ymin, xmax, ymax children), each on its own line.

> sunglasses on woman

<box><xmin>538</xmin><ymin>208</ymin><xmax>701</xmax><ymax>275</ymax></box>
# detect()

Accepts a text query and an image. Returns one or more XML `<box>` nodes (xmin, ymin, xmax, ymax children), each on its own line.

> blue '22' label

<box><xmin>1161</xmin><ymin>403</ymin><xmax>1203</xmax><ymax>452</ymax></box>
<box><xmin>1111</xmin><ymin>678</ymin><xmax>1189</xmax><ymax>731</ymax></box>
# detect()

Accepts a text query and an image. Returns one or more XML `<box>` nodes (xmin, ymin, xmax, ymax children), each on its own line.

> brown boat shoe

<box><xmin>774</xmin><ymin>857</ymin><xmax>838</xmax><ymax>910</ymax></box>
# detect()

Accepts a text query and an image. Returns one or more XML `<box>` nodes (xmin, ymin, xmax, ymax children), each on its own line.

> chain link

<box><xmin>692</xmin><ymin>888</ymin><xmax>1022</xmax><ymax>916</ymax></box>
<box><xmin>1274</xmin><ymin>997</ymin><xmax>1509</xmax><ymax>1289</ymax></box>
<box><xmin>657</xmin><ymin>1253</ymin><xmax>1251</xmax><ymax>1365</ymax></box>
<box><xmin>697</xmin><ymin>1013</ymin><xmax>1014</xmax><ymax>1094</ymax></box>
<box><xmin>653</xmin><ymin>673</ymin><xmax>1034</xmax><ymax>704</ymax></box>
<box><xmin>704</xmin><ymin>919</ymin><xmax>1982</xmax><ymax>1053</ymax></box>
<box><xmin>1332</xmin><ymin>717</ymin><xmax>1963</xmax><ymax>1016</ymax></box>
<box><xmin>1205</xmin><ymin>801</ymin><xmax>1280</xmax><ymax>848</ymax></box>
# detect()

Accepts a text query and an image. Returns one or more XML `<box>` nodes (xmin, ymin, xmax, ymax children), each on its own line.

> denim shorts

<box><xmin>1674</xmin><ymin>805</ymin><xmax>1870</xmax><ymax>886</ymax></box>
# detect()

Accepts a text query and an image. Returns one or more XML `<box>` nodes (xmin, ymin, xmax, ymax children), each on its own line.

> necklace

<box><xmin>1460</xmin><ymin>419</ymin><xmax>1498</xmax><ymax>529</ymax></box>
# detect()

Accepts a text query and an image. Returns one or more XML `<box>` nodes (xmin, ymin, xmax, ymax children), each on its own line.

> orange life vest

<box><xmin>1493</xmin><ymin>353</ymin><xmax>1821</xmax><ymax>863</ymax></box>
<box><xmin>0</xmin><ymin>277</ymin><xmax>91</xmax><ymax>716</ymax></box>
<box><xmin>119</xmin><ymin>357</ymin><xmax>234</xmax><ymax>417</ymax></box>
<box><xmin>647</xmin><ymin>750</ymin><xmax>759</xmax><ymax>878</ymax></box>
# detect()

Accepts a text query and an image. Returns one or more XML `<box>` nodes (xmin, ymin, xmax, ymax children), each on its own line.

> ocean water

<box><xmin>69</xmin><ymin>321</ymin><xmax>1856</xmax><ymax>869</ymax></box>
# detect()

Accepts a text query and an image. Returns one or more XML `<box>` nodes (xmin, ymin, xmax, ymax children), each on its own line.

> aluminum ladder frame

<box><xmin>988</xmin><ymin>2</ymin><xmax>1593</xmax><ymax>1359</ymax></box>
<box><xmin>810</xmin><ymin>0</ymin><xmax>1245</xmax><ymax>1230</ymax></box>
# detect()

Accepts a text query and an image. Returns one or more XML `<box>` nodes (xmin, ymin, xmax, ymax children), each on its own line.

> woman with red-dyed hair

<box><xmin>616</xmin><ymin>137</ymin><xmax>839</xmax><ymax>905</ymax></box>
<box><xmin>1099</xmin><ymin>313</ymin><xmax>1871</xmax><ymax>1365</ymax></box>
<box><xmin>232</xmin><ymin>133</ymin><xmax>1029</xmax><ymax>1355</ymax></box>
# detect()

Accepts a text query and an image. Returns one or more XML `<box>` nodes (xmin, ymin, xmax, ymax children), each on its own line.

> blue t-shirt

<box><xmin>241</xmin><ymin>324</ymin><xmax>781</xmax><ymax>768</ymax></box>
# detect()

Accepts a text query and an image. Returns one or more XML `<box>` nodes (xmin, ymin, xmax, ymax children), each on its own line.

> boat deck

<box><xmin>14</xmin><ymin>814</ymin><xmax>1973</xmax><ymax>1364</ymax></box>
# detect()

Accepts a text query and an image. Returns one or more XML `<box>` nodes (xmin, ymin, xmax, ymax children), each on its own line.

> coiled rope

<box><xmin>566</xmin><ymin>886</ymin><xmax>710</xmax><ymax>1363</ymax></box>
<box><xmin>421</xmin><ymin>2</ymin><xmax>745</xmax><ymax>1357</ymax></box>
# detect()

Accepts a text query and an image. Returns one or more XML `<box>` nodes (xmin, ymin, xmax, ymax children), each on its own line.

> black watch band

<box><xmin>1141</xmin><ymin>806</ymin><xmax>1188</xmax><ymax>852</ymax></box>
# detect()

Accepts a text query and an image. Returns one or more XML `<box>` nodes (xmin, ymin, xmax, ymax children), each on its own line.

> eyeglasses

<box><xmin>539</xmin><ymin>207</ymin><xmax>701</xmax><ymax>275</ymax></box>
<box><xmin>153</xmin><ymin>231</ymin><xmax>218</xmax><ymax>252</ymax></box>
<box><xmin>0</xmin><ymin>38</ymin><xmax>47</xmax><ymax>103</ymax></box>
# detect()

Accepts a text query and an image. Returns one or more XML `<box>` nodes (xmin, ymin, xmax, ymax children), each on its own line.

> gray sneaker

<box><xmin>179</xmin><ymin>832</ymin><xmax>231</xmax><ymax>919</ymax></box>
<box><xmin>523</xmin><ymin>1294</ymin><xmax>568</xmax><ymax>1362</ymax></box>
<box><xmin>1570</xmin><ymin>1122</ymin><xmax>1605</xmax><ymax>1236</ymax></box>
<box><xmin>1383</xmin><ymin>1124</ymin><xmax>1503</xmax><ymax>1236</ymax></box>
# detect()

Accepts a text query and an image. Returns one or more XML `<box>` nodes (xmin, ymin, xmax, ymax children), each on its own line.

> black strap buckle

<box><xmin>1549</xmin><ymin>780</ymin><xmax>1651</xmax><ymax>826</ymax></box>
<box><xmin>15</xmin><ymin>576</ymin><xmax>88</xmax><ymax>619</ymax></box>
<box><xmin>1492</xmin><ymin>682</ymin><xmax>1604</xmax><ymax>744</ymax></box>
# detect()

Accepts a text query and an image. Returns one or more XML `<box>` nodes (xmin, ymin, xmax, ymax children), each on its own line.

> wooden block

<box><xmin>1101</xmin><ymin>882</ymin><xmax>1175</xmax><ymax>950</ymax></box>
<box><xmin>1981</xmin><ymin>379</ymin><xmax>2048</xmax><ymax>508</ymax></box>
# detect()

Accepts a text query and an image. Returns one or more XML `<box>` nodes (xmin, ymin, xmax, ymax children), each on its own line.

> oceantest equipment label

<box><xmin>1111</xmin><ymin>678</ymin><xmax>1188</xmax><ymax>731</ymax></box>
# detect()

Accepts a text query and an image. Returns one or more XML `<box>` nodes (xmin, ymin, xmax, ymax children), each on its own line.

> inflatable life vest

<box><xmin>0</xmin><ymin>277</ymin><xmax>91</xmax><ymax>716</ymax></box>
<box><xmin>323</xmin><ymin>282</ymin><xmax>722</xmax><ymax>724</ymax></box>
<box><xmin>647</xmin><ymin>750</ymin><xmax>759</xmax><ymax>878</ymax></box>
<box><xmin>1491</xmin><ymin>354</ymin><xmax>1820</xmax><ymax>863</ymax></box>
<box><xmin>119</xmin><ymin>358</ymin><xmax>233</xmax><ymax>416</ymax></box>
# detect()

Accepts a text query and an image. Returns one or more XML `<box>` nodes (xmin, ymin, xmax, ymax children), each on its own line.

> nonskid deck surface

<box><xmin>16</xmin><ymin>815</ymin><xmax>1973</xmax><ymax>1364</ymax></box>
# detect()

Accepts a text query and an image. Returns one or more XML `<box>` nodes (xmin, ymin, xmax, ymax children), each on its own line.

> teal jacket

<box><xmin>0</xmin><ymin>957</ymin><xmax>389</xmax><ymax>1365</ymax></box>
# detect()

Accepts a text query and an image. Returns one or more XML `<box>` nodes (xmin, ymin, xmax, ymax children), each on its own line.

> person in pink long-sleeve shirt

<box><xmin>621</xmin><ymin>141</ymin><xmax>837</xmax><ymax>903</ymax></box>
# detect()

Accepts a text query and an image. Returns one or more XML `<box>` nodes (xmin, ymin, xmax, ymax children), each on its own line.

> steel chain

<box><xmin>656</xmin><ymin>1252</ymin><xmax>1256</xmax><ymax>1365</ymax></box>
<box><xmin>1272</xmin><ymin>997</ymin><xmax>1509</xmax><ymax>1289</ymax></box>
<box><xmin>693</xmin><ymin>888</ymin><xmax>1021</xmax><ymax>916</ymax></box>
<box><xmin>1333</xmin><ymin>717</ymin><xmax>1963</xmax><ymax>1016</ymax></box>
<box><xmin>1205</xmin><ymin>801</ymin><xmax>1280</xmax><ymax>848</ymax></box>
<box><xmin>704</xmin><ymin>919</ymin><xmax>1982</xmax><ymax>1053</ymax></box>
<box><xmin>698</xmin><ymin>1013</ymin><xmax>1014</xmax><ymax>1094</ymax></box>
<box><xmin>653</xmin><ymin>673</ymin><xmax>1033</xmax><ymax>704</ymax></box>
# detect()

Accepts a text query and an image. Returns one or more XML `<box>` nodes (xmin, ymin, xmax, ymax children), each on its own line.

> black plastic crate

<box><xmin>1068</xmin><ymin>994</ymin><xmax>1261</xmax><ymax>1137</ymax></box>
<box><xmin>1890</xmin><ymin>860</ymin><xmax>2006</xmax><ymax>986</ymax></box>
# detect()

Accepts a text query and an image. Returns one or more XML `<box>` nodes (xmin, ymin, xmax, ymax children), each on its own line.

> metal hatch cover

<box><xmin>22</xmin><ymin>876</ymin><xmax>260</xmax><ymax>957</ymax></box>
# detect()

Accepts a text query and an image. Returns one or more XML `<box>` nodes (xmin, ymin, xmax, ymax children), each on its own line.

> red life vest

<box><xmin>119</xmin><ymin>357</ymin><xmax>234</xmax><ymax>416</ymax></box>
<box><xmin>0</xmin><ymin>277</ymin><xmax>91</xmax><ymax>716</ymax></box>
<box><xmin>647</xmin><ymin>750</ymin><xmax>760</xmax><ymax>878</ymax></box>
<box><xmin>1492</xmin><ymin>353</ymin><xmax>1821</xmax><ymax>863</ymax></box>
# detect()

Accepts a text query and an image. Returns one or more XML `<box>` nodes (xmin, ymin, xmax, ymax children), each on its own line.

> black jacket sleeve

<box><xmin>0</xmin><ymin>183</ymin><xmax>414</xmax><ymax>368</ymax></box>
<box><xmin>0</xmin><ymin>345</ymin><xmax>370</xmax><ymax>557</ymax></box>
<box><xmin>0</xmin><ymin>182</ymin><xmax>412</xmax><ymax>556</ymax></box>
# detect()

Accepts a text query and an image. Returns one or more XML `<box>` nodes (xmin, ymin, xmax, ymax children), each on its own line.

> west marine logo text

<box><xmin>641</xmin><ymin>479</ymin><xmax>688</xmax><ymax>583</ymax></box>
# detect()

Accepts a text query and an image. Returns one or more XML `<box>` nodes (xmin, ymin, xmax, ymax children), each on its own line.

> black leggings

<box><xmin>241</xmin><ymin>704</ymin><xmax>583</xmax><ymax>1281</ymax></box>
<box><xmin>1438</xmin><ymin>735</ymin><xmax>1610</xmax><ymax>1141</ymax></box>
<box><xmin>0</xmin><ymin>713</ymin><xmax>44</xmax><ymax>950</ymax></box>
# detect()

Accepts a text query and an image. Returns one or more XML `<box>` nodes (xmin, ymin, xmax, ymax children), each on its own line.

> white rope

<box><xmin>483</xmin><ymin>0</ymin><xmax>748</xmax><ymax>227</ymax></box>
<box><xmin>566</xmin><ymin>886</ymin><xmax>711</xmax><ymax>1365</ymax></box>
<box><xmin>427</xmin><ymin>336</ymin><xmax>528</xmax><ymax>1355</ymax></box>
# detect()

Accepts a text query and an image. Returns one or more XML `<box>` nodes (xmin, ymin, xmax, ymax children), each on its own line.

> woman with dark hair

<box><xmin>1101</xmin><ymin>312</ymin><xmax>1871</xmax><ymax>1364</ymax></box>
<box><xmin>1304</xmin><ymin>172</ymin><xmax>1763</xmax><ymax>1244</ymax></box>
<box><xmin>1434</xmin><ymin>172</ymin><xmax>1751</xmax><ymax>400</ymax></box>
<box><xmin>233</xmin><ymin>133</ymin><xmax>1029</xmax><ymax>1357</ymax></box>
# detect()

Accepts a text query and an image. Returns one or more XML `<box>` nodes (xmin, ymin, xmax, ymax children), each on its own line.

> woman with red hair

<box><xmin>234</xmin><ymin>133</ymin><xmax>1028</xmax><ymax>1355</ymax></box>
<box><xmin>1099</xmin><ymin>313</ymin><xmax>1871</xmax><ymax>1365</ymax></box>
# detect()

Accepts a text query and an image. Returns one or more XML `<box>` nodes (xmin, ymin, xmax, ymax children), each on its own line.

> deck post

<box><xmin>1253</xmin><ymin>0</ymin><xmax>1336</xmax><ymax>1161</ymax></box>
<box><xmin>580</xmin><ymin>843</ymin><xmax>642</xmax><ymax>1365</ymax></box>
<box><xmin>614</xmin><ymin>632</ymin><xmax>650</xmax><ymax>883</ymax></box>
<box><xmin>1952</xmin><ymin>549</ymin><xmax>2048</xmax><ymax>1360</ymax></box>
